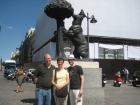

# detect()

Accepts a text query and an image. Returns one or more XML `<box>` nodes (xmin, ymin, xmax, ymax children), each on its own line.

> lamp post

<box><xmin>86</xmin><ymin>13</ymin><xmax>97</xmax><ymax>58</ymax></box>
<box><xmin>0</xmin><ymin>57</ymin><xmax>2</xmax><ymax>71</ymax></box>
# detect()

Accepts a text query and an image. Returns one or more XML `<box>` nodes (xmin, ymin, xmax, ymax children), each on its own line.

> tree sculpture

<box><xmin>44</xmin><ymin>0</ymin><xmax>74</xmax><ymax>58</ymax></box>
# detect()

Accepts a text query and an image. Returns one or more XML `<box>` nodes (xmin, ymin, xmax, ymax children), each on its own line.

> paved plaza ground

<box><xmin>0</xmin><ymin>71</ymin><xmax>140</xmax><ymax>105</ymax></box>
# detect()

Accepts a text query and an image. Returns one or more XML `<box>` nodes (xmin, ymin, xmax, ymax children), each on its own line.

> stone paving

<box><xmin>104</xmin><ymin>80</ymin><xmax>140</xmax><ymax>105</ymax></box>
<box><xmin>0</xmin><ymin>73</ymin><xmax>35</xmax><ymax>105</ymax></box>
<box><xmin>0</xmin><ymin>72</ymin><xmax>140</xmax><ymax>105</ymax></box>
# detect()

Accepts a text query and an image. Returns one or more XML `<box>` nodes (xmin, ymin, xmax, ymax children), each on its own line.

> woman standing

<box><xmin>16</xmin><ymin>66</ymin><xmax>24</xmax><ymax>93</ymax></box>
<box><xmin>52</xmin><ymin>58</ymin><xmax>69</xmax><ymax>105</ymax></box>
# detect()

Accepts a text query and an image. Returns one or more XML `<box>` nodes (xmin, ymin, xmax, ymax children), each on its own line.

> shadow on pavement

<box><xmin>20</xmin><ymin>98</ymin><xmax>35</xmax><ymax>104</ymax></box>
<box><xmin>127</xmin><ymin>84</ymin><xmax>133</xmax><ymax>86</ymax></box>
<box><xmin>131</xmin><ymin>85</ymin><xmax>140</xmax><ymax>87</ymax></box>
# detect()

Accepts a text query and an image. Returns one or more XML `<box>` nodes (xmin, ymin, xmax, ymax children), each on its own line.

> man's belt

<box><xmin>37</xmin><ymin>87</ymin><xmax>51</xmax><ymax>90</ymax></box>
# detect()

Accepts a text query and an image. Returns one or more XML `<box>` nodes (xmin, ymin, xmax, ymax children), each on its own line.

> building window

<box><xmin>99</xmin><ymin>44</ymin><xmax>124</xmax><ymax>59</ymax></box>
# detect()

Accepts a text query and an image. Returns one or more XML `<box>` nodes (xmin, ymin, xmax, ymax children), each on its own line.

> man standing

<box><xmin>121</xmin><ymin>70</ymin><xmax>125</xmax><ymax>84</ymax></box>
<box><xmin>34</xmin><ymin>54</ymin><xmax>55</xmax><ymax>105</ymax></box>
<box><xmin>124</xmin><ymin>67</ymin><xmax>131</xmax><ymax>84</ymax></box>
<box><xmin>67</xmin><ymin>54</ymin><xmax>84</xmax><ymax>105</ymax></box>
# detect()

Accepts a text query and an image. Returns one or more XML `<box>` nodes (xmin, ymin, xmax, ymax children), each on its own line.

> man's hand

<box><xmin>34</xmin><ymin>77</ymin><xmax>38</xmax><ymax>84</ymax></box>
<box><xmin>78</xmin><ymin>90</ymin><xmax>83</xmax><ymax>97</ymax></box>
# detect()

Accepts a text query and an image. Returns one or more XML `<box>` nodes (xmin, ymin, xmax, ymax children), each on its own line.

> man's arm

<box><xmin>34</xmin><ymin>76</ymin><xmax>38</xmax><ymax>84</ymax></box>
<box><xmin>34</xmin><ymin>66</ymin><xmax>40</xmax><ymax>84</ymax></box>
<box><xmin>79</xmin><ymin>74</ymin><xmax>84</xmax><ymax>96</ymax></box>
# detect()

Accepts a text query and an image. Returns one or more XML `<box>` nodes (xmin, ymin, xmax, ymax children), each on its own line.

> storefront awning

<box><xmin>99</xmin><ymin>44</ymin><xmax>123</xmax><ymax>49</ymax></box>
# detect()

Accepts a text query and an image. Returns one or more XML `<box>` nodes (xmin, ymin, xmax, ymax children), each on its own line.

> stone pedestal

<box><xmin>83</xmin><ymin>68</ymin><xmax>104</xmax><ymax>105</ymax></box>
<box><xmin>24</xmin><ymin>60</ymin><xmax>99</xmax><ymax>69</ymax></box>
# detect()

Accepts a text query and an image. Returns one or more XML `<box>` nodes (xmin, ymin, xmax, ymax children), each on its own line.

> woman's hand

<box><xmin>56</xmin><ymin>85</ymin><xmax>63</xmax><ymax>90</ymax></box>
<box><xmin>16</xmin><ymin>72</ymin><xmax>19</xmax><ymax>75</ymax></box>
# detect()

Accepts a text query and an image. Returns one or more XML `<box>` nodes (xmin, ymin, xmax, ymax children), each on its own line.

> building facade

<box><xmin>33</xmin><ymin>0</ymin><xmax>140</xmax><ymax>62</ymax></box>
<box><xmin>11</xmin><ymin>28</ymin><xmax>35</xmax><ymax>66</ymax></box>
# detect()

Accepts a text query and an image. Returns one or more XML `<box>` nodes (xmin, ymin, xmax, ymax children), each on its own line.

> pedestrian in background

<box><xmin>124</xmin><ymin>67</ymin><xmax>131</xmax><ymax>84</ymax></box>
<box><xmin>117</xmin><ymin>71</ymin><xmax>121</xmax><ymax>77</ymax></box>
<box><xmin>67</xmin><ymin>54</ymin><xmax>84</xmax><ymax>105</ymax></box>
<box><xmin>121</xmin><ymin>70</ymin><xmax>125</xmax><ymax>83</ymax></box>
<box><xmin>16</xmin><ymin>66</ymin><xmax>24</xmax><ymax>93</ymax></box>
<box><xmin>52</xmin><ymin>57</ymin><xmax>69</xmax><ymax>105</ymax></box>
<box><xmin>34</xmin><ymin>54</ymin><xmax>55</xmax><ymax>105</ymax></box>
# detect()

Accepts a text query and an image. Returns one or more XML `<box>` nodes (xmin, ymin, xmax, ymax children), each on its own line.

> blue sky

<box><xmin>0</xmin><ymin>0</ymin><xmax>47</xmax><ymax>62</ymax></box>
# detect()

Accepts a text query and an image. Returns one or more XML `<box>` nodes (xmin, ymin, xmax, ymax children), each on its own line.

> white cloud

<box><xmin>7</xmin><ymin>27</ymin><xmax>13</xmax><ymax>29</ymax></box>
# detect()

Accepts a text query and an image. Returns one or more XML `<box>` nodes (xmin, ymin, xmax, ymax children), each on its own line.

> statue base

<box><xmin>82</xmin><ymin>68</ymin><xmax>104</xmax><ymax>105</ymax></box>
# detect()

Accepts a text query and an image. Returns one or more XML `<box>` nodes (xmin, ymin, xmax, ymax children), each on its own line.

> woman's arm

<box><xmin>52</xmin><ymin>76</ymin><xmax>63</xmax><ymax>90</ymax></box>
<box><xmin>52</xmin><ymin>73</ymin><xmax>69</xmax><ymax>89</ymax></box>
<box><xmin>52</xmin><ymin>69</ymin><xmax>58</xmax><ymax>87</ymax></box>
<box><xmin>16</xmin><ymin>70</ymin><xmax>19</xmax><ymax>75</ymax></box>
<box><xmin>52</xmin><ymin>76</ymin><xmax>57</xmax><ymax>87</ymax></box>
<box><xmin>22</xmin><ymin>71</ymin><xmax>25</xmax><ymax>75</ymax></box>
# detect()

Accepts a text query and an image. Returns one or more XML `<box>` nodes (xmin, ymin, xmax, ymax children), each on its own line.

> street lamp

<box><xmin>86</xmin><ymin>13</ymin><xmax>97</xmax><ymax>58</ymax></box>
<box><xmin>0</xmin><ymin>57</ymin><xmax>2</xmax><ymax>71</ymax></box>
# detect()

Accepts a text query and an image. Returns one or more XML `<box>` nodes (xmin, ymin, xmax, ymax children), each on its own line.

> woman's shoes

<box><xmin>20</xmin><ymin>89</ymin><xmax>24</xmax><ymax>92</ymax></box>
<box><xmin>16</xmin><ymin>90</ymin><xmax>19</xmax><ymax>93</ymax></box>
<box><xmin>15</xmin><ymin>89</ymin><xmax>24</xmax><ymax>93</ymax></box>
